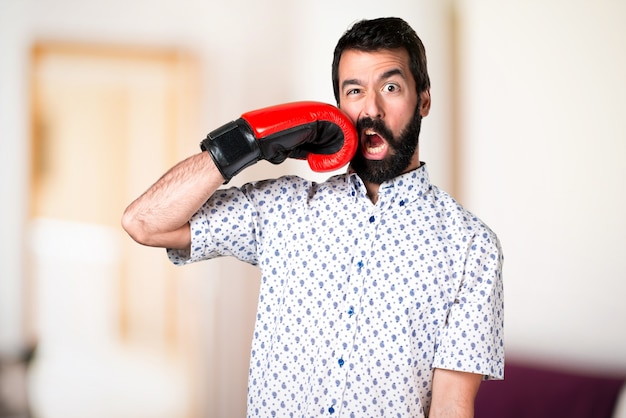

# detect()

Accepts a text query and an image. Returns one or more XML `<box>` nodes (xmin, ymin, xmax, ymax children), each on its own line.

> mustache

<box><xmin>356</xmin><ymin>117</ymin><xmax>394</xmax><ymax>142</ymax></box>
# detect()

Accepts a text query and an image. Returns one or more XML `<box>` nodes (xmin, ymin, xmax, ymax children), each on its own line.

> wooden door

<box><xmin>29</xmin><ymin>42</ymin><xmax>200</xmax><ymax>418</ymax></box>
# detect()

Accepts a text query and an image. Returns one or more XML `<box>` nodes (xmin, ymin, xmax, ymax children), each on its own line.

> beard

<box><xmin>350</xmin><ymin>110</ymin><xmax>423</xmax><ymax>185</ymax></box>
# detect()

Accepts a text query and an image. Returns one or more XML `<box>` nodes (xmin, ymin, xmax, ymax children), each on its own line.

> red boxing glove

<box><xmin>200</xmin><ymin>101</ymin><xmax>357</xmax><ymax>182</ymax></box>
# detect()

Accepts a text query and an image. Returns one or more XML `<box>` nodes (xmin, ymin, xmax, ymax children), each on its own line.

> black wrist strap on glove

<box><xmin>200</xmin><ymin>119</ymin><xmax>260</xmax><ymax>182</ymax></box>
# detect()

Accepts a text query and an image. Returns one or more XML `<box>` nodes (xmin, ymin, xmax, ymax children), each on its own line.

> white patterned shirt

<box><xmin>168</xmin><ymin>164</ymin><xmax>504</xmax><ymax>417</ymax></box>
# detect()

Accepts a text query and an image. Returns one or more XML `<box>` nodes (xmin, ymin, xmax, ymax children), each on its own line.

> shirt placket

<box><xmin>326</xmin><ymin>198</ymin><xmax>382</xmax><ymax>415</ymax></box>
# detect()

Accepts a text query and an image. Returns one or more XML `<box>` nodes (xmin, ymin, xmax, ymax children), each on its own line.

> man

<box><xmin>122</xmin><ymin>17</ymin><xmax>504</xmax><ymax>417</ymax></box>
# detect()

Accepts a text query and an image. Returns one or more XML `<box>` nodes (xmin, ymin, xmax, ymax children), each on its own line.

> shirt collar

<box><xmin>348</xmin><ymin>162</ymin><xmax>432</xmax><ymax>208</ymax></box>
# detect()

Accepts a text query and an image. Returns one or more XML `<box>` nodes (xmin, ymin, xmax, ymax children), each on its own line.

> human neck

<box><xmin>364</xmin><ymin>181</ymin><xmax>380</xmax><ymax>204</ymax></box>
<box><xmin>361</xmin><ymin>153</ymin><xmax>422</xmax><ymax>204</ymax></box>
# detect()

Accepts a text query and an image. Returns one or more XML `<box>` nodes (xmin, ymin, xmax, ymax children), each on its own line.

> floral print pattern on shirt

<box><xmin>168</xmin><ymin>164</ymin><xmax>504</xmax><ymax>417</ymax></box>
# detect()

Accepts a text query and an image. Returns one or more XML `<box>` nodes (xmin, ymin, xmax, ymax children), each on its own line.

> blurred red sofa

<box><xmin>475</xmin><ymin>360</ymin><xmax>626</xmax><ymax>418</ymax></box>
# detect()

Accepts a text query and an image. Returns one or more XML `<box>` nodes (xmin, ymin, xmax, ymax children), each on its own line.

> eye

<box><xmin>383</xmin><ymin>83</ymin><xmax>399</xmax><ymax>93</ymax></box>
<box><xmin>346</xmin><ymin>88</ymin><xmax>361</xmax><ymax>96</ymax></box>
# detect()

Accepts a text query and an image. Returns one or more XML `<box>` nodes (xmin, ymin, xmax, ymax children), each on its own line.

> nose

<box><xmin>363</xmin><ymin>93</ymin><xmax>383</xmax><ymax>119</ymax></box>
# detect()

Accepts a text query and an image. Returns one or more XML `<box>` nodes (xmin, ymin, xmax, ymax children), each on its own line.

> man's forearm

<box><xmin>429</xmin><ymin>368</ymin><xmax>482</xmax><ymax>418</ymax></box>
<box><xmin>121</xmin><ymin>151</ymin><xmax>223</xmax><ymax>249</ymax></box>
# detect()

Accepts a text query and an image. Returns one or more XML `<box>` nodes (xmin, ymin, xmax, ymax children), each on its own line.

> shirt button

<box><xmin>369</xmin><ymin>215</ymin><xmax>375</xmax><ymax>223</ymax></box>
<box><xmin>338</xmin><ymin>357</ymin><xmax>344</xmax><ymax>367</ymax></box>
<box><xmin>329</xmin><ymin>406</ymin><xmax>335</xmax><ymax>414</ymax></box>
<box><xmin>347</xmin><ymin>307</ymin><xmax>354</xmax><ymax>317</ymax></box>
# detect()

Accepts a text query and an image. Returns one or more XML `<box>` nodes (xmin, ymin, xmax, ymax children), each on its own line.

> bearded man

<box><xmin>122</xmin><ymin>17</ymin><xmax>504</xmax><ymax>418</ymax></box>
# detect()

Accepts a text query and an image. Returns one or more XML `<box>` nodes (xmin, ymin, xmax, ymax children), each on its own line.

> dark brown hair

<box><xmin>332</xmin><ymin>17</ymin><xmax>430</xmax><ymax>104</ymax></box>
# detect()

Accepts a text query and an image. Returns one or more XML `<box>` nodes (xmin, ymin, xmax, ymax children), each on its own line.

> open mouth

<box><xmin>361</xmin><ymin>129</ymin><xmax>388</xmax><ymax>160</ymax></box>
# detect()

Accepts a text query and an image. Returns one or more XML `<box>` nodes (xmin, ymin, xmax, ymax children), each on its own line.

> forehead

<box><xmin>338</xmin><ymin>48</ymin><xmax>413</xmax><ymax>84</ymax></box>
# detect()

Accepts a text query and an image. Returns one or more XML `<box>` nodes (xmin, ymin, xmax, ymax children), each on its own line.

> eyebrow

<box><xmin>340</xmin><ymin>68</ymin><xmax>405</xmax><ymax>92</ymax></box>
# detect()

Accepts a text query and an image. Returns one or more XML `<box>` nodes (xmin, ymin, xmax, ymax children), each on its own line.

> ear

<box><xmin>419</xmin><ymin>89</ymin><xmax>431</xmax><ymax>117</ymax></box>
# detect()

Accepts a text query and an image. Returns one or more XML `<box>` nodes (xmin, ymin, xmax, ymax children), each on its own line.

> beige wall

<box><xmin>1</xmin><ymin>0</ymin><xmax>625</xmax><ymax>416</ymax></box>
<box><xmin>455</xmin><ymin>0</ymin><xmax>626</xmax><ymax>369</ymax></box>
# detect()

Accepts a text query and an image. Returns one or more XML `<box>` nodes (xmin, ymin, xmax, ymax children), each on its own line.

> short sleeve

<box><xmin>166</xmin><ymin>185</ymin><xmax>261</xmax><ymax>266</ymax></box>
<box><xmin>432</xmin><ymin>226</ymin><xmax>505</xmax><ymax>380</ymax></box>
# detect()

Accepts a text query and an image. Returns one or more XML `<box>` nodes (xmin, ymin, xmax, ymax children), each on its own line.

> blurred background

<box><xmin>1</xmin><ymin>0</ymin><xmax>625</xmax><ymax>417</ymax></box>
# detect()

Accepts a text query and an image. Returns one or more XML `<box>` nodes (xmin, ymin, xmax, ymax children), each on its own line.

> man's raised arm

<box><xmin>122</xmin><ymin>101</ymin><xmax>358</xmax><ymax>251</ymax></box>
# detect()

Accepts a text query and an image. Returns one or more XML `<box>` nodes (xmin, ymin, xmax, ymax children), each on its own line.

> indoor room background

<box><xmin>1</xmin><ymin>0</ymin><xmax>625</xmax><ymax>417</ymax></box>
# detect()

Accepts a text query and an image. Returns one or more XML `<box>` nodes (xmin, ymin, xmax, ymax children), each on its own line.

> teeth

<box><xmin>362</xmin><ymin>129</ymin><xmax>385</xmax><ymax>155</ymax></box>
<box><xmin>366</xmin><ymin>144</ymin><xmax>385</xmax><ymax>154</ymax></box>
